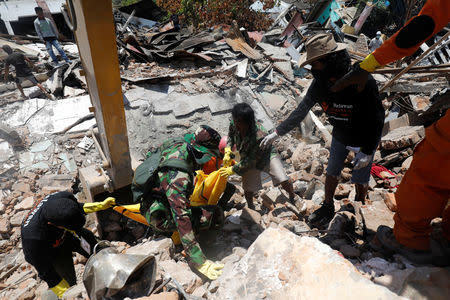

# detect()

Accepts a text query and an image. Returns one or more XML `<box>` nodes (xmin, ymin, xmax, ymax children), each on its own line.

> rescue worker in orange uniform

<box><xmin>332</xmin><ymin>0</ymin><xmax>450</xmax><ymax>266</ymax></box>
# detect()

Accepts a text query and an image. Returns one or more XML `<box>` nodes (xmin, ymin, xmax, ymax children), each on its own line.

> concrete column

<box><xmin>72</xmin><ymin>0</ymin><xmax>132</xmax><ymax>191</ymax></box>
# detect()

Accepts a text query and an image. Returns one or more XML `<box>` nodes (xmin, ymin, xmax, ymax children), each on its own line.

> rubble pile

<box><xmin>1</xmin><ymin>0</ymin><xmax>450</xmax><ymax>299</ymax></box>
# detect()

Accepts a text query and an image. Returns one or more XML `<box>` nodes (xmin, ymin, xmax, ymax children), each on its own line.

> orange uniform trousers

<box><xmin>393</xmin><ymin>111</ymin><xmax>450</xmax><ymax>250</ymax></box>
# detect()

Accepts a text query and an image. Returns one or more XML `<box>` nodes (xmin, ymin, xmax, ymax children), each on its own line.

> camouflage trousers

<box><xmin>143</xmin><ymin>170</ymin><xmax>223</xmax><ymax>266</ymax></box>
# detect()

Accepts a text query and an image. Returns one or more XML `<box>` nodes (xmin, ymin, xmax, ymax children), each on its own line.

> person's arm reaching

<box><xmin>275</xmin><ymin>88</ymin><xmax>316</xmax><ymax>136</ymax></box>
<box><xmin>332</xmin><ymin>0</ymin><xmax>450</xmax><ymax>91</ymax></box>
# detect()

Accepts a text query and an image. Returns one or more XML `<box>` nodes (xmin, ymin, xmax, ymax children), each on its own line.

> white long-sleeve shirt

<box><xmin>34</xmin><ymin>17</ymin><xmax>57</xmax><ymax>40</ymax></box>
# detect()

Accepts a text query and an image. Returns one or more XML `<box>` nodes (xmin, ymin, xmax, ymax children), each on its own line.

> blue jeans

<box><xmin>326</xmin><ymin>137</ymin><xmax>376</xmax><ymax>184</ymax></box>
<box><xmin>45</xmin><ymin>39</ymin><xmax>70</xmax><ymax>63</ymax></box>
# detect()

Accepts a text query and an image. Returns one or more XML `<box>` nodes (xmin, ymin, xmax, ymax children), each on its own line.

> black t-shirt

<box><xmin>276</xmin><ymin>76</ymin><xmax>384</xmax><ymax>154</ymax></box>
<box><xmin>5</xmin><ymin>52</ymin><xmax>32</xmax><ymax>77</ymax></box>
<box><xmin>21</xmin><ymin>192</ymin><xmax>85</xmax><ymax>287</ymax></box>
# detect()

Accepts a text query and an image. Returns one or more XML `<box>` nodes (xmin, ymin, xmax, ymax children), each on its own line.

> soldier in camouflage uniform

<box><xmin>142</xmin><ymin>125</ymin><xmax>226</xmax><ymax>280</ymax></box>
<box><xmin>220</xmin><ymin>103</ymin><xmax>296</xmax><ymax>209</ymax></box>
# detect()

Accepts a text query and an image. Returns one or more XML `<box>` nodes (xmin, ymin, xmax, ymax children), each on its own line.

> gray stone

<box><xmin>381</xmin><ymin>126</ymin><xmax>425</xmax><ymax>150</ymax></box>
<box><xmin>334</xmin><ymin>184</ymin><xmax>352</xmax><ymax>199</ymax></box>
<box><xmin>368</xmin><ymin>189</ymin><xmax>385</xmax><ymax>202</ymax></box>
<box><xmin>0</xmin><ymin>140</ymin><xmax>14</xmax><ymax>163</ymax></box>
<box><xmin>0</xmin><ymin>217</ymin><xmax>10</xmax><ymax>233</ymax></box>
<box><xmin>274</xmin><ymin>61</ymin><xmax>294</xmax><ymax>81</ymax></box>
<box><xmin>257</xmin><ymin>42</ymin><xmax>290</xmax><ymax>61</ymax></box>
<box><xmin>311</xmin><ymin>190</ymin><xmax>324</xmax><ymax>205</ymax></box>
<box><xmin>125</xmin><ymin>237</ymin><xmax>174</xmax><ymax>261</ymax></box>
<box><xmin>293</xmin><ymin>222</ymin><xmax>310</xmax><ymax>235</ymax></box>
<box><xmin>158</xmin><ymin>260</ymin><xmax>202</xmax><ymax>294</ymax></box>
<box><xmin>63</xmin><ymin>86</ymin><xmax>86</xmax><ymax>98</ymax></box>
<box><xmin>240</xmin><ymin>207</ymin><xmax>262</xmax><ymax>225</ymax></box>
<box><xmin>12</xmin><ymin>181</ymin><xmax>31</xmax><ymax>193</ymax></box>
<box><xmin>58</xmin><ymin>153</ymin><xmax>77</xmax><ymax>173</ymax></box>
<box><xmin>360</xmin><ymin>201</ymin><xmax>395</xmax><ymax>235</ymax></box>
<box><xmin>37</xmin><ymin>174</ymin><xmax>74</xmax><ymax>190</ymax></box>
<box><xmin>19</xmin><ymin>152</ymin><xmax>35</xmax><ymax>169</ymax></box>
<box><xmin>14</xmin><ymin>196</ymin><xmax>34</xmax><ymax>211</ymax></box>
<box><xmin>387</xmin><ymin>80</ymin><xmax>448</xmax><ymax>94</ymax></box>
<box><xmin>9</xmin><ymin>211</ymin><xmax>28</xmax><ymax>227</ymax></box>
<box><xmin>212</xmin><ymin>228</ymin><xmax>403</xmax><ymax>300</ymax></box>
<box><xmin>30</xmin><ymin>140</ymin><xmax>53</xmax><ymax>153</ymax></box>
<box><xmin>260</xmin><ymin>92</ymin><xmax>287</xmax><ymax>113</ymax></box>
<box><xmin>30</xmin><ymin>161</ymin><xmax>50</xmax><ymax>171</ymax></box>
<box><xmin>62</xmin><ymin>282</ymin><xmax>87</xmax><ymax>300</ymax></box>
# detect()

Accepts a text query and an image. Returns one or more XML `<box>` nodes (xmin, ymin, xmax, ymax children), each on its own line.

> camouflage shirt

<box><xmin>227</xmin><ymin>120</ymin><xmax>277</xmax><ymax>175</ymax></box>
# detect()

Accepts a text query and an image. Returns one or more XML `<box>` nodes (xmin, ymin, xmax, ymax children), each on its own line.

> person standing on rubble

<box><xmin>369</xmin><ymin>31</ymin><xmax>383</xmax><ymax>52</ymax></box>
<box><xmin>2</xmin><ymin>45</ymin><xmax>52</xmax><ymax>100</ymax></box>
<box><xmin>220</xmin><ymin>103</ymin><xmax>297</xmax><ymax>210</ymax></box>
<box><xmin>21</xmin><ymin>191</ymin><xmax>116</xmax><ymax>299</ymax></box>
<box><xmin>34</xmin><ymin>7</ymin><xmax>71</xmax><ymax>65</ymax></box>
<box><xmin>141</xmin><ymin>126</ymin><xmax>228</xmax><ymax>280</ymax></box>
<box><xmin>332</xmin><ymin>0</ymin><xmax>450</xmax><ymax>266</ymax></box>
<box><xmin>260</xmin><ymin>34</ymin><xmax>384</xmax><ymax>227</ymax></box>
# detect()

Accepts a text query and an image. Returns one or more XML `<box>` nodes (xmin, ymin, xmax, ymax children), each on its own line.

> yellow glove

<box><xmin>50</xmin><ymin>279</ymin><xmax>70</xmax><ymax>298</ymax></box>
<box><xmin>83</xmin><ymin>197</ymin><xmax>116</xmax><ymax>214</ymax></box>
<box><xmin>219</xmin><ymin>166</ymin><xmax>234</xmax><ymax>177</ymax></box>
<box><xmin>223</xmin><ymin>147</ymin><xmax>232</xmax><ymax>167</ymax></box>
<box><xmin>359</xmin><ymin>53</ymin><xmax>381</xmax><ymax>72</ymax></box>
<box><xmin>196</xmin><ymin>260</ymin><xmax>224</xmax><ymax>280</ymax></box>
<box><xmin>171</xmin><ymin>231</ymin><xmax>181</xmax><ymax>245</ymax></box>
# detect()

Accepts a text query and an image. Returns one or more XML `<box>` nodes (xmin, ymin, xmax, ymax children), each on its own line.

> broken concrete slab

<box><xmin>125</xmin><ymin>237</ymin><xmax>174</xmax><ymax>261</ymax></box>
<box><xmin>382</xmin><ymin>114</ymin><xmax>410</xmax><ymax>137</ymax></box>
<box><xmin>260</xmin><ymin>92</ymin><xmax>287</xmax><ymax>112</ymax></box>
<box><xmin>381</xmin><ymin>126</ymin><xmax>425</xmax><ymax>150</ymax></box>
<box><xmin>58</xmin><ymin>153</ymin><xmax>77</xmax><ymax>173</ymax></box>
<box><xmin>257</xmin><ymin>42</ymin><xmax>290</xmax><ymax>61</ymax></box>
<box><xmin>14</xmin><ymin>196</ymin><xmax>34</xmax><ymax>211</ymax></box>
<box><xmin>212</xmin><ymin>228</ymin><xmax>404</xmax><ymax>300</ymax></box>
<box><xmin>273</xmin><ymin>61</ymin><xmax>294</xmax><ymax>81</ymax></box>
<box><xmin>9</xmin><ymin>210</ymin><xmax>28</xmax><ymax>227</ymax></box>
<box><xmin>0</xmin><ymin>141</ymin><xmax>14</xmax><ymax>163</ymax></box>
<box><xmin>360</xmin><ymin>201</ymin><xmax>395</xmax><ymax>235</ymax></box>
<box><xmin>37</xmin><ymin>174</ymin><xmax>74</xmax><ymax>190</ymax></box>
<box><xmin>4</xmin><ymin>95</ymin><xmax>96</xmax><ymax>134</ymax></box>
<box><xmin>63</xmin><ymin>86</ymin><xmax>86</xmax><ymax>98</ymax></box>
<box><xmin>240</xmin><ymin>207</ymin><xmax>262</xmax><ymax>225</ymax></box>
<box><xmin>387</xmin><ymin>80</ymin><xmax>448</xmax><ymax>94</ymax></box>
<box><xmin>158</xmin><ymin>260</ymin><xmax>202</xmax><ymax>294</ymax></box>
<box><xmin>30</xmin><ymin>140</ymin><xmax>53</xmax><ymax>153</ymax></box>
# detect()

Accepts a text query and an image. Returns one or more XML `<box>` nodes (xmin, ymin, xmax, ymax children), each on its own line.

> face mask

<box><xmin>311</xmin><ymin>69</ymin><xmax>329</xmax><ymax>82</ymax></box>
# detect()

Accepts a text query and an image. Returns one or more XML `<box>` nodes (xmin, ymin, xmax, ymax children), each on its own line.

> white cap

<box><xmin>376</xmin><ymin>31</ymin><xmax>381</xmax><ymax>35</ymax></box>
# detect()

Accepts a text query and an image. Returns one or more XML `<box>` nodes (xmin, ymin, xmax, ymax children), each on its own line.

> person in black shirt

<box><xmin>260</xmin><ymin>34</ymin><xmax>384</xmax><ymax>227</ymax></box>
<box><xmin>2</xmin><ymin>45</ymin><xmax>52</xmax><ymax>99</ymax></box>
<box><xmin>21</xmin><ymin>191</ymin><xmax>115</xmax><ymax>298</ymax></box>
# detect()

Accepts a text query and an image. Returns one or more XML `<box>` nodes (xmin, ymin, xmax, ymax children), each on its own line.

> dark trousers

<box><xmin>53</xmin><ymin>228</ymin><xmax>98</xmax><ymax>286</ymax></box>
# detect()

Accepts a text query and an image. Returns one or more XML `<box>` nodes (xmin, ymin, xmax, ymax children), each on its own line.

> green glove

<box><xmin>223</xmin><ymin>147</ymin><xmax>232</xmax><ymax>167</ymax></box>
<box><xmin>219</xmin><ymin>166</ymin><xmax>234</xmax><ymax>178</ymax></box>
<box><xmin>197</xmin><ymin>259</ymin><xmax>224</xmax><ymax>280</ymax></box>
<box><xmin>50</xmin><ymin>279</ymin><xmax>70</xmax><ymax>298</ymax></box>
<box><xmin>83</xmin><ymin>197</ymin><xmax>116</xmax><ymax>214</ymax></box>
